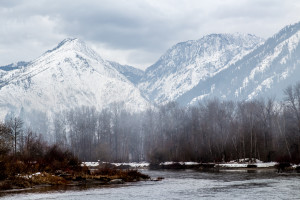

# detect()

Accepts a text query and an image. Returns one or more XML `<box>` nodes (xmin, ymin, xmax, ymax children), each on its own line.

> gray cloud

<box><xmin>0</xmin><ymin>0</ymin><xmax>299</xmax><ymax>69</ymax></box>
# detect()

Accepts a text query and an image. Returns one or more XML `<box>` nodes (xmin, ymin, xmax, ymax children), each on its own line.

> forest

<box><xmin>1</xmin><ymin>83</ymin><xmax>300</xmax><ymax>164</ymax></box>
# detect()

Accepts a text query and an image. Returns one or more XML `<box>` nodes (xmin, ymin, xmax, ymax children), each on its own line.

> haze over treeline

<box><xmin>1</xmin><ymin>83</ymin><xmax>300</xmax><ymax>164</ymax></box>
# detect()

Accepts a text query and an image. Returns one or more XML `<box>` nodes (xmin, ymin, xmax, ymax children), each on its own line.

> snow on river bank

<box><xmin>82</xmin><ymin>159</ymin><xmax>300</xmax><ymax>169</ymax></box>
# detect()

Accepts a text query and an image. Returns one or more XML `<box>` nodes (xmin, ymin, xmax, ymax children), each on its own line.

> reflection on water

<box><xmin>1</xmin><ymin>170</ymin><xmax>300</xmax><ymax>200</ymax></box>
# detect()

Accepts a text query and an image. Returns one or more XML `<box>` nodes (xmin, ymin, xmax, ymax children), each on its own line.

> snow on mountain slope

<box><xmin>182</xmin><ymin>21</ymin><xmax>300</xmax><ymax>105</ymax></box>
<box><xmin>0</xmin><ymin>38</ymin><xmax>150</xmax><ymax>120</ymax></box>
<box><xmin>0</xmin><ymin>61</ymin><xmax>29</xmax><ymax>82</ymax></box>
<box><xmin>139</xmin><ymin>33</ymin><xmax>264</xmax><ymax>105</ymax></box>
<box><xmin>108</xmin><ymin>61</ymin><xmax>144</xmax><ymax>85</ymax></box>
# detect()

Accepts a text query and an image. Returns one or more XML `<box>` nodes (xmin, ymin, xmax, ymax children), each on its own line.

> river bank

<box><xmin>0</xmin><ymin>167</ymin><xmax>150</xmax><ymax>192</ymax></box>
<box><xmin>2</xmin><ymin>169</ymin><xmax>300</xmax><ymax>200</ymax></box>
<box><xmin>1</xmin><ymin>160</ymin><xmax>299</xmax><ymax>197</ymax></box>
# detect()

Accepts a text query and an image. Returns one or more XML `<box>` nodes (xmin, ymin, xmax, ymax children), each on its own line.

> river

<box><xmin>1</xmin><ymin>170</ymin><xmax>300</xmax><ymax>199</ymax></box>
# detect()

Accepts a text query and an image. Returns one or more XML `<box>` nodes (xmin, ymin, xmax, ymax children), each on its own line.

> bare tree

<box><xmin>6</xmin><ymin>117</ymin><xmax>23</xmax><ymax>156</ymax></box>
<box><xmin>0</xmin><ymin>123</ymin><xmax>12</xmax><ymax>156</ymax></box>
<box><xmin>284</xmin><ymin>83</ymin><xmax>300</xmax><ymax>135</ymax></box>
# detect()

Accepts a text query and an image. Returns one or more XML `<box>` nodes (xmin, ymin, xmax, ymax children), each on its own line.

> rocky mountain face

<box><xmin>175</xmin><ymin>21</ymin><xmax>300</xmax><ymax>105</ymax></box>
<box><xmin>0</xmin><ymin>38</ymin><xmax>150</xmax><ymax>122</ymax></box>
<box><xmin>138</xmin><ymin>33</ymin><xmax>264</xmax><ymax>105</ymax></box>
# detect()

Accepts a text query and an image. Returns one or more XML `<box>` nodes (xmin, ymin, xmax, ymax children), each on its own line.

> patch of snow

<box><xmin>219</xmin><ymin>159</ymin><xmax>277</xmax><ymax>168</ymax></box>
<box><xmin>218</xmin><ymin>163</ymin><xmax>248</xmax><ymax>168</ymax></box>
<box><xmin>160</xmin><ymin>161</ymin><xmax>200</xmax><ymax>166</ymax></box>
<box><xmin>160</xmin><ymin>161</ymin><xmax>176</xmax><ymax>166</ymax></box>
<box><xmin>82</xmin><ymin>162</ymin><xmax>150</xmax><ymax>168</ymax></box>
<box><xmin>81</xmin><ymin>162</ymin><xmax>99</xmax><ymax>167</ymax></box>
<box><xmin>111</xmin><ymin>162</ymin><xmax>150</xmax><ymax>168</ymax></box>
<box><xmin>291</xmin><ymin>164</ymin><xmax>300</xmax><ymax>169</ymax></box>
<box><xmin>184</xmin><ymin>162</ymin><xmax>200</xmax><ymax>166</ymax></box>
<box><xmin>256</xmin><ymin>162</ymin><xmax>277</xmax><ymax>168</ymax></box>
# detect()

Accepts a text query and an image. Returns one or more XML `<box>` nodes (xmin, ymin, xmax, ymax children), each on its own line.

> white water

<box><xmin>1</xmin><ymin>170</ymin><xmax>300</xmax><ymax>199</ymax></box>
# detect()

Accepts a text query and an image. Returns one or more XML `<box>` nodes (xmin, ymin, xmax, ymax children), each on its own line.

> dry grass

<box><xmin>29</xmin><ymin>173</ymin><xmax>68</xmax><ymax>185</ymax></box>
<box><xmin>94</xmin><ymin>167</ymin><xmax>150</xmax><ymax>182</ymax></box>
<box><xmin>0</xmin><ymin>172</ymin><xmax>69</xmax><ymax>190</ymax></box>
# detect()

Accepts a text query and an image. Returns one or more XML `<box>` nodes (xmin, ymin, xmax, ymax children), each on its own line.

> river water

<box><xmin>1</xmin><ymin>170</ymin><xmax>300</xmax><ymax>199</ymax></box>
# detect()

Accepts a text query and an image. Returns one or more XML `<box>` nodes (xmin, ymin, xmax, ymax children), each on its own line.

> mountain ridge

<box><xmin>1</xmin><ymin>21</ymin><xmax>300</xmax><ymax>124</ymax></box>
<box><xmin>176</xmin><ymin>21</ymin><xmax>300</xmax><ymax>105</ymax></box>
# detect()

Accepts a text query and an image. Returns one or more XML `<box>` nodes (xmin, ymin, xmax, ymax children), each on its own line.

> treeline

<box><xmin>50</xmin><ymin>83</ymin><xmax>300</xmax><ymax>164</ymax></box>
<box><xmin>0</xmin><ymin>121</ymin><xmax>81</xmax><ymax>180</ymax></box>
<box><xmin>2</xmin><ymin>83</ymin><xmax>300</xmax><ymax>164</ymax></box>
<box><xmin>0</xmin><ymin>119</ymin><xmax>148</xmax><ymax>188</ymax></box>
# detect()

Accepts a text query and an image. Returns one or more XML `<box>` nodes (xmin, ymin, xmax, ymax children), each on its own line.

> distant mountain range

<box><xmin>1</xmin><ymin>21</ymin><xmax>300</xmax><ymax>122</ymax></box>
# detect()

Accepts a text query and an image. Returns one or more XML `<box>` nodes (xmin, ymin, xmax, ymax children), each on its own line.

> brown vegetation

<box><xmin>0</xmin><ymin>131</ymin><xmax>83</xmax><ymax>190</ymax></box>
<box><xmin>0</xmin><ymin>123</ymin><xmax>150</xmax><ymax>191</ymax></box>
<box><xmin>93</xmin><ymin>166</ymin><xmax>149</xmax><ymax>182</ymax></box>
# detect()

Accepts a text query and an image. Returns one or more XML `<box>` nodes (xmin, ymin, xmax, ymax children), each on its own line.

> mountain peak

<box><xmin>44</xmin><ymin>38</ymin><xmax>103</xmax><ymax>62</ymax></box>
<box><xmin>56</xmin><ymin>38</ymin><xmax>80</xmax><ymax>47</ymax></box>
<box><xmin>47</xmin><ymin>38</ymin><xmax>84</xmax><ymax>52</ymax></box>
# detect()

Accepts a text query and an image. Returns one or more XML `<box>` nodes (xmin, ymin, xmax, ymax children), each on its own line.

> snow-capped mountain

<box><xmin>0</xmin><ymin>38</ymin><xmax>150</xmax><ymax>121</ymax></box>
<box><xmin>1</xmin><ymin>21</ymin><xmax>300</xmax><ymax>125</ymax></box>
<box><xmin>180</xmin><ymin>21</ymin><xmax>300</xmax><ymax>105</ymax></box>
<box><xmin>139</xmin><ymin>33</ymin><xmax>264</xmax><ymax>105</ymax></box>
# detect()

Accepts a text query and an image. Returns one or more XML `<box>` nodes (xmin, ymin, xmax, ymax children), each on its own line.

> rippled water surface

<box><xmin>1</xmin><ymin>170</ymin><xmax>300</xmax><ymax>199</ymax></box>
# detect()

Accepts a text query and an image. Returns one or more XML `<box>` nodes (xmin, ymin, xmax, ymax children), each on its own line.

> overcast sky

<box><xmin>1</xmin><ymin>0</ymin><xmax>300</xmax><ymax>70</ymax></box>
